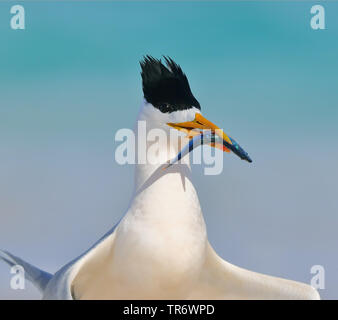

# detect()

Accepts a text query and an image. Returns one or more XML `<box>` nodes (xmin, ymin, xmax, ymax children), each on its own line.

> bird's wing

<box><xmin>42</xmin><ymin>221</ymin><xmax>120</xmax><ymax>300</ymax></box>
<box><xmin>0</xmin><ymin>250</ymin><xmax>53</xmax><ymax>293</ymax></box>
<box><xmin>192</xmin><ymin>243</ymin><xmax>320</xmax><ymax>300</ymax></box>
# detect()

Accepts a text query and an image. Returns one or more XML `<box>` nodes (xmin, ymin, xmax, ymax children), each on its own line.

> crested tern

<box><xmin>0</xmin><ymin>56</ymin><xmax>320</xmax><ymax>300</ymax></box>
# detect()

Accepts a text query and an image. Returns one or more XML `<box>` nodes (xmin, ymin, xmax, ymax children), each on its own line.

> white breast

<box><xmin>110</xmin><ymin>166</ymin><xmax>207</xmax><ymax>298</ymax></box>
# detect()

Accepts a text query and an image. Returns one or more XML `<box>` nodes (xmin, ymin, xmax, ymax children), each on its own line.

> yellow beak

<box><xmin>167</xmin><ymin>113</ymin><xmax>232</xmax><ymax>145</ymax></box>
<box><xmin>167</xmin><ymin>113</ymin><xmax>252</xmax><ymax>163</ymax></box>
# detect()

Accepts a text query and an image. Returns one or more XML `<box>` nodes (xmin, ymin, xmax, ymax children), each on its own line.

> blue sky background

<box><xmin>0</xmin><ymin>1</ymin><xmax>337</xmax><ymax>299</ymax></box>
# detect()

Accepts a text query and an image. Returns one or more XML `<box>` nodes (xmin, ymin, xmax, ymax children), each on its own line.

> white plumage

<box><xmin>1</xmin><ymin>101</ymin><xmax>320</xmax><ymax>299</ymax></box>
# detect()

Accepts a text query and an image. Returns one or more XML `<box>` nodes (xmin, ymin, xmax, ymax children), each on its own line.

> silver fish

<box><xmin>164</xmin><ymin>130</ymin><xmax>252</xmax><ymax>169</ymax></box>
<box><xmin>164</xmin><ymin>131</ymin><xmax>220</xmax><ymax>169</ymax></box>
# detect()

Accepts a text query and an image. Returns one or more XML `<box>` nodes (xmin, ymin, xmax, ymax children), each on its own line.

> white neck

<box><xmin>122</xmin><ymin>102</ymin><xmax>207</xmax><ymax>242</ymax></box>
<box><xmin>109</xmin><ymin>102</ymin><xmax>208</xmax><ymax>298</ymax></box>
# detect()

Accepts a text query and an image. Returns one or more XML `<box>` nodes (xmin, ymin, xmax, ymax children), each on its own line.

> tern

<box><xmin>1</xmin><ymin>56</ymin><xmax>319</xmax><ymax>299</ymax></box>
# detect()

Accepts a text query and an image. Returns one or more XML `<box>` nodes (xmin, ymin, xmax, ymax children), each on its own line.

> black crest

<box><xmin>140</xmin><ymin>56</ymin><xmax>201</xmax><ymax>113</ymax></box>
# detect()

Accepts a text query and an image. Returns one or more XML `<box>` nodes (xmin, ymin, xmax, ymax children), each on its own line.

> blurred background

<box><xmin>0</xmin><ymin>1</ymin><xmax>337</xmax><ymax>299</ymax></box>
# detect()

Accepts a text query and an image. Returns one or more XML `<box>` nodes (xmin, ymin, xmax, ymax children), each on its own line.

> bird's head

<box><xmin>138</xmin><ymin>55</ymin><xmax>252</xmax><ymax>163</ymax></box>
